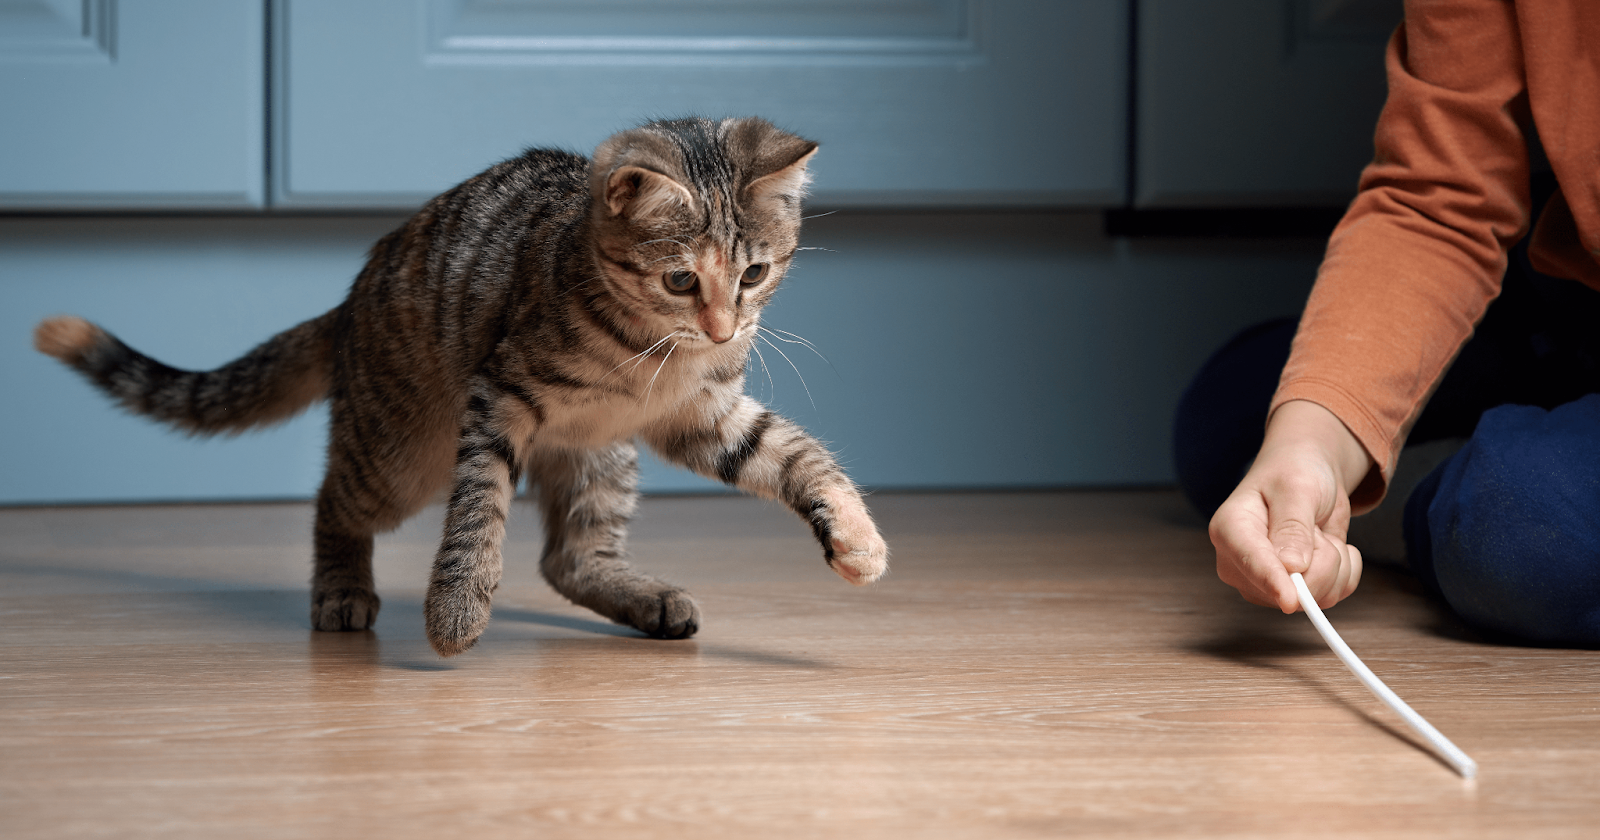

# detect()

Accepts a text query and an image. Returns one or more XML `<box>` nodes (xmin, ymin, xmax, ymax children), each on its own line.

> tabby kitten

<box><xmin>34</xmin><ymin>116</ymin><xmax>888</xmax><ymax>656</ymax></box>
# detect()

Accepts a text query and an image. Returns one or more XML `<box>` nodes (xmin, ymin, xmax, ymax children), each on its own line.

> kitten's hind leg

<box><xmin>534</xmin><ymin>443</ymin><xmax>700</xmax><ymax>640</ymax></box>
<box><xmin>312</xmin><ymin>401</ymin><xmax>452</xmax><ymax>633</ymax></box>
<box><xmin>311</xmin><ymin>491</ymin><xmax>382</xmax><ymax>632</ymax></box>
<box><xmin>311</xmin><ymin>523</ymin><xmax>380</xmax><ymax>630</ymax></box>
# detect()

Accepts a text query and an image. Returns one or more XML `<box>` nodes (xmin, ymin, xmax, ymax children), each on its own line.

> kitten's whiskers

<box><xmin>643</xmin><ymin>252</ymin><xmax>692</xmax><ymax>268</ymax></box>
<box><xmin>760</xmin><ymin>326</ymin><xmax>841</xmax><ymax>381</ymax></box>
<box><xmin>601</xmin><ymin>331</ymin><xmax>682</xmax><ymax>385</ymax></box>
<box><xmin>568</xmin><ymin>272</ymin><xmax>608</xmax><ymax>293</ymax></box>
<box><xmin>761</xmin><ymin>327</ymin><xmax>831</xmax><ymax>363</ymax></box>
<box><xmin>759</xmin><ymin>334</ymin><xmax>816</xmax><ymax>413</ymax></box>
<box><xmin>639</xmin><ymin>237</ymin><xmax>696</xmax><ymax>270</ymax></box>
<box><xmin>642</xmin><ymin>340</ymin><xmax>678</xmax><ymax>411</ymax></box>
<box><xmin>749</xmin><ymin>340</ymin><xmax>776</xmax><ymax>402</ymax></box>
<box><xmin>639</xmin><ymin>236</ymin><xmax>695</xmax><ymax>249</ymax></box>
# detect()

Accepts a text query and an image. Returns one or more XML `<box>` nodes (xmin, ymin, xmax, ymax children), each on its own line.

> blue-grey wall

<box><xmin>1</xmin><ymin>212</ymin><xmax>1319</xmax><ymax>504</ymax></box>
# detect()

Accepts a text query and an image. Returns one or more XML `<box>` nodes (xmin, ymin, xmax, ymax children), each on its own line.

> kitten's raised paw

<box><xmin>829</xmin><ymin>533</ymin><xmax>888</xmax><ymax>586</ymax></box>
<box><xmin>823</xmin><ymin>489</ymin><xmax>889</xmax><ymax>585</ymax></box>
<box><xmin>312</xmin><ymin>588</ymin><xmax>381</xmax><ymax>631</ymax></box>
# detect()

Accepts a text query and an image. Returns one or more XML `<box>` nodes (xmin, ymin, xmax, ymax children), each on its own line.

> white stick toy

<box><xmin>1290</xmin><ymin>572</ymin><xmax>1478</xmax><ymax>779</ymax></box>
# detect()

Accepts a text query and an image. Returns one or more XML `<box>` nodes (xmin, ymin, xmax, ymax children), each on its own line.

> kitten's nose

<box><xmin>698</xmin><ymin>305</ymin><xmax>736</xmax><ymax>343</ymax></box>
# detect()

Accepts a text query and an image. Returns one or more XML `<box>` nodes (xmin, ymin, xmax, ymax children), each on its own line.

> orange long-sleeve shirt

<box><xmin>1272</xmin><ymin>0</ymin><xmax>1600</xmax><ymax>512</ymax></box>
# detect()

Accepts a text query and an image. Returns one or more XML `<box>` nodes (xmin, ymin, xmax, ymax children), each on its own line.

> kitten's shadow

<box><xmin>495</xmin><ymin>606</ymin><xmax>836</xmax><ymax>670</ymax></box>
<box><xmin>336</xmin><ymin>601</ymin><xmax>647</xmax><ymax>671</ymax></box>
<box><xmin>494</xmin><ymin>606</ymin><xmax>647</xmax><ymax>638</ymax></box>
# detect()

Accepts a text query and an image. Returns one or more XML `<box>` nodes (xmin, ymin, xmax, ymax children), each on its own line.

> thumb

<box><xmin>1267</xmin><ymin>502</ymin><xmax>1319</xmax><ymax>577</ymax></box>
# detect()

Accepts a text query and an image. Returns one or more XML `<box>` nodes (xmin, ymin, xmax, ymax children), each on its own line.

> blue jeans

<box><xmin>1404</xmin><ymin>396</ymin><xmax>1600</xmax><ymax>647</ymax></box>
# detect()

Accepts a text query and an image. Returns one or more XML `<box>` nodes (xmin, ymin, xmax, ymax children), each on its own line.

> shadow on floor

<box><xmin>1187</xmin><ymin>609</ymin><xmax>1463</xmax><ymax>774</ymax></box>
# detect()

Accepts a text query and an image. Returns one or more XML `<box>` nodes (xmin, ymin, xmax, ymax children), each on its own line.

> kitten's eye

<box><xmin>663</xmin><ymin>270</ymin><xmax>698</xmax><ymax>293</ymax></box>
<box><xmin>741</xmin><ymin>263</ymin><xmax>769</xmax><ymax>285</ymax></box>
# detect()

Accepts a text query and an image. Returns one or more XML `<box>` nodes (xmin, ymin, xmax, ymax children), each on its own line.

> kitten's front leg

<box><xmin>532</xmin><ymin>443</ymin><xmax>700</xmax><ymax>639</ymax></box>
<box><xmin>646</xmin><ymin>395</ymin><xmax>888</xmax><ymax>584</ymax></box>
<box><xmin>424</xmin><ymin>389</ymin><xmax>525</xmax><ymax>656</ymax></box>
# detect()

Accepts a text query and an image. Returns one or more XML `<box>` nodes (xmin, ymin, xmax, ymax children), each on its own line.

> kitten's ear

<box><xmin>604</xmin><ymin>165</ymin><xmax>694</xmax><ymax>220</ymax></box>
<box><xmin>744</xmin><ymin>144</ymin><xmax>818</xmax><ymax>208</ymax></box>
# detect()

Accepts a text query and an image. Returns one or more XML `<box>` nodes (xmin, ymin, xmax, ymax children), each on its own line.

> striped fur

<box><xmin>34</xmin><ymin>117</ymin><xmax>887</xmax><ymax>656</ymax></box>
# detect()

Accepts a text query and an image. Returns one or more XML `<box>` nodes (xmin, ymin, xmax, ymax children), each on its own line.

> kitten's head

<box><xmin>589</xmin><ymin>117</ymin><xmax>817</xmax><ymax>353</ymax></box>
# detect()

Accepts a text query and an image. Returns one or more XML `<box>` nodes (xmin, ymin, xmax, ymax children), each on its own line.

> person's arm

<box><xmin>1212</xmin><ymin>0</ymin><xmax>1532</xmax><ymax>611</ymax></box>
<box><xmin>1210</xmin><ymin>400</ymin><xmax>1374</xmax><ymax>612</ymax></box>
<box><xmin>1277</xmin><ymin>0</ymin><xmax>1532</xmax><ymax>513</ymax></box>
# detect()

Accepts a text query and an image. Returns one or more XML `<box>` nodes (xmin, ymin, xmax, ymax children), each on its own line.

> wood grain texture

<box><xmin>2</xmin><ymin>491</ymin><xmax>1597</xmax><ymax>838</ymax></box>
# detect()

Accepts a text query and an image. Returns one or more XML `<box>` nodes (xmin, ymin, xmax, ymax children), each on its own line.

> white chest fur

<box><xmin>507</xmin><ymin>345</ymin><xmax>740</xmax><ymax>453</ymax></box>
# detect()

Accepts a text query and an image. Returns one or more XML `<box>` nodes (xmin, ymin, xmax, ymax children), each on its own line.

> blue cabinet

<box><xmin>272</xmin><ymin>0</ymin><xmax>1129</xmax><ymax>209</ymax></box>
<box><xmin>2</xmin><ymin>1</ymin><xmax>1404</xmax><ymax>211</ymax></box>
<box><xmin>0</xmin><ymin>0</ymin><xmax>265</xmax><ymax>209</ymax></box>
<box><xmin>1134</xmin><ymin>0</ymin><xmax>1399</xmax><ymax>206</ymax></box>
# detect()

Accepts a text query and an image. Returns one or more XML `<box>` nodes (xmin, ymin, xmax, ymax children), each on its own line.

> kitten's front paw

<box><xmin>823</xmin><ymin>489</ymin><xmax>888</xmax><ymax>586</ymax></box>
<box><xmin>829</xmin><ymin>532</ymin><xmax>888</xmax><ymax>585</ymax></box>
<box><xmin>621</xmin><ymin>587</ymin><xmax>701</xmax><ymax>640</ymax></box>
<box><xmin>312</xmin><ymin>588</ymin><xmax>381</xmax><ymax>631</ymax></box>
<box><xmin>424</xmin><ymin>581</ymin><xmax>494</xmax><ymax>657</ymax></box>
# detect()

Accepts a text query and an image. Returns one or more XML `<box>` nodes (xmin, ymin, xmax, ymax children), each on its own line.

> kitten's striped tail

<box><xmin>34</xmin><ymin>312</ymin><xmax>338</xmax><ymax>436</ymax></box>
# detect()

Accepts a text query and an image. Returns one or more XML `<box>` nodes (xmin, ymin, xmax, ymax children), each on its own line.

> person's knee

<box><xmin>1173</xmin><ymin>318</ymin><xmax>1297</xmax><ymax>516</ymax></box>
<box><xmin>1423</xmin><ymin>397</ymin><xmax>1600</xmax><ymax>646</ymax></box>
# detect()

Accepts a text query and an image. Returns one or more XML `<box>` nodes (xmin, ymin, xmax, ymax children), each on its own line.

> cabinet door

<box><xmin>273</xmin><ymin>0</ymin><xmax>1127</xmax><ymax>209</ymax></box>
<box><xmin>0</xmin><ymin>0</ymin><xmax>265</xmax><ymax>209</ymax></box>
<box><xmin>1135</xmin><ymin>0</ymin><xmax>1399</xmax><ymax>207</ymax></box>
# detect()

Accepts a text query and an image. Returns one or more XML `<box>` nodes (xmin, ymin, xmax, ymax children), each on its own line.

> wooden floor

<box><xmin>2</xmin><ymin>490</ymin><xmax>1597</xmax><ymax>839</ymax></box>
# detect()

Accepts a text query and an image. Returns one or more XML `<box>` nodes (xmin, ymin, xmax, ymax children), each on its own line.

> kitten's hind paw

<box><xmin>312</xmin><ymin>588</ymin><xmax>381</xmax><ymax>631</ymax></box>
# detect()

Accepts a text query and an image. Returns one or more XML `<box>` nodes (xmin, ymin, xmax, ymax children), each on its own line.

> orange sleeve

<box><xmin>1520</xmin><ymin>2</ymin><xmax>1600</xmax><ymax>291</ymax></box>
<box><xmin>1272</xmin><ymin>0</ymin><xmax>1533</xmax><ymax>513</ymax></box>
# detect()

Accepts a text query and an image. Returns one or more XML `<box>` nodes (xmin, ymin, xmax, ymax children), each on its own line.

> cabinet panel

<box><xmin>274</xmin><ymin>0</ymin><xmax>1128</xmax><ymax>209</ymax></box>
<box><xmin>0</xmin><ymin>0</ymin><xmax>265</xmax><ymax>209</ymax></box>
<box><xmin>0</xmin><ymin>0</ymin><xmax>114</xmax><ymax>60</ymax></box>
<box><xmin>1135</xmin><ymin>0</ymin><xmax>1399</xmax><ymax>207</ymax></box>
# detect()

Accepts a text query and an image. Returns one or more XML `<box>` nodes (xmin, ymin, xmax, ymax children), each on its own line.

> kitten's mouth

<box><xmin>673</xmin><ymin>327</ymin><xmax>745</xmax><ymax>349</ymax></box>
<box><xmin>717</xmin><ymin>324</ymin><xmax>752</xmax><ymax>343</ymax></box>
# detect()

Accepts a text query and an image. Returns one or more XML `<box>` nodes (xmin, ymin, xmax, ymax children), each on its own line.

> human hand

<box><xmin>1209</xmin><ymin>400</ymin><xmax>1374</xmax><ymax>613</ymax></box>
